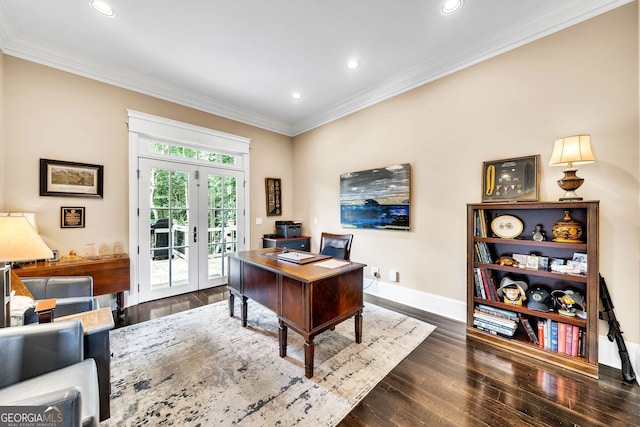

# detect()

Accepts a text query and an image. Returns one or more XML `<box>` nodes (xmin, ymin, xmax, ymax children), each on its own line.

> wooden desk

<box><xmin>228</xmin><ymin>249</ymin><xmax>365</xmax><ymax>378</ymax></box>
<box><xmin>15</xmin><ymin>256</ymin><xmax>130</xmax><ymax>320</ymax></box>
<box><xmin>57</xmin><ymin>307</ymin><xmax>114</xmax><ymax>421</ymax></box>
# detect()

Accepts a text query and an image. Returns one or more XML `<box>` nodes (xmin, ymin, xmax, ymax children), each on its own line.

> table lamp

<box><xmin>0</xmin><ymin>216</ymin><xmax>53</xmax><ymax>327</ymax></box>
<box><xmin>548</xmin><ymin>135</ymin><xmax>595</xmax><ymax>201</ymax></box>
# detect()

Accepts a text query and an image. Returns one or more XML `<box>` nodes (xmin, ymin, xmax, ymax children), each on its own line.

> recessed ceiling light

<box><xmin>346</xmin><ymin>59</ymin><xmax>361</xmax><ymax>70</ymax></box>
<box><xmin>441</xmin><ymin>0</ymin><xmax>463</xmax><ymax>15</ymax></box>
<box><xmin>291</xmin><ymin>92</ymin><xmax>301</xmax><ymax>100</ymax></box>
<box><xmin>91</xmin><ymin>1</ymin><xmax>116</xmax><ymax>17</ymax></box>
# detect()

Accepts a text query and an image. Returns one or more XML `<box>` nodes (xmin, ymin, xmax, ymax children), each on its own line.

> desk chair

<box><xmin>319</xmin><ymin>232</ymin><xmax>353</xmax><ymax>260</ymax></box>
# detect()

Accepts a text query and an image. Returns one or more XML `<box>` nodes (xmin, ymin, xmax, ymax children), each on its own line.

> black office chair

<box><xmin>319</xmin><ymin>232</ymin><xmax>354</xmax><ymax>260</ymax></box>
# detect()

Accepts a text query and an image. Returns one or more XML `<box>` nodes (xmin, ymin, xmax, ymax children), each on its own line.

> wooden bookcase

<box><xmin>466</xmin><ymin>201</ymin><xmax>599</xmax><ymax>378</ymax></box>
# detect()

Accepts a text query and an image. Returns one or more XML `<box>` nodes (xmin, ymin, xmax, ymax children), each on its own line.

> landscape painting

<box><xmin>340</xmin><ymin>163</ymin><xmax>410</xmax><ymax>230</ymax></box>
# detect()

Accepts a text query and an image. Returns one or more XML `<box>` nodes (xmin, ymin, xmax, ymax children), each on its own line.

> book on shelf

<box><xmin>479</xmin><ymin>268</ymin><xmax>493</xmax><ymax>301</ymax></box>
<box><xmin>558</xmin><ymin>323</ymin><xmax>566</xmax><ymax>354</ymax></box>
<box><xmin>476</xmin><ymin>304</ymin><xmax>519</xmax><ymax>321</ymax></box>
<box><xmin>473</xmin><ymin>310</ymin><xmax>517</xmax><ymax>337</ymax></box>
<box><xmin>473</xmin><ymin>268</ymin><xmax>486</xmax><ymax>299</ymax></box>
<box><xmin>537</xmin><ymin>320</ymin><xmax>545</xmax><ymax>348</ymax></box>
<box><xmin>518</xmin><ymin>315</ymin><xmax>539</xmax><ymax>345</ymax></box>
<box><xmin>474</xmin><ymin>209</ymin><xmax>488</xmax><ymax>238</ymax></box>
<box><xmin>473</xmin><ymin>241</ymin><xmax>493</xmax><ymax>264</ymax></box>
<box><xmin>551</xmin><ymin>321</ymin><xmax>558</xmax><ymax>351</ymax></box>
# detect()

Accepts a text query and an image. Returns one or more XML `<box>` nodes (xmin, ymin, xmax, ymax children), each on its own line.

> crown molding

<box><xmin>0</xmin><ymin>0</ymin><xmax>631</xmax><ymax>138</ymax></box>
<box><xmin>290</xmin><ymin>0</ymin><xmax>633</xmax><ymax>135</ymax></box>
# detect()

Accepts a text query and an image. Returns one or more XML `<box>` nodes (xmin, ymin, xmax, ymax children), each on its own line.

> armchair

<box><xmin>319</xmin><ymin>232</ymin><xmax>354</xmax><ymax>260</ymax></box>
<box><xmin>0</xmin><ymin>320</ymin><xmax>100</xmax><ymax>426</ymax></box>
<box><xmin>19</xmin><ymin>276</ymin><xmax>98</xmax><ymax>324</ymax></box>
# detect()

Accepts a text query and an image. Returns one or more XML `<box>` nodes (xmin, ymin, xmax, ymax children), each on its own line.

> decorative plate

<box><xmin>491</xmin><ymin>215</ymin><xmax>524</xmax><ymax>239</ymax></box>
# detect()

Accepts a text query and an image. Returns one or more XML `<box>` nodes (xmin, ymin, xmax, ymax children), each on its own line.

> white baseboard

<box><xmin>364</xmin><ymin>279</ymin><xmax>466</xmax><ymax>323</ymax></box>
<box><xmin>364</xmin><ymin>278</ymin><xmax>639</xmax><ymax>380</ymax></box>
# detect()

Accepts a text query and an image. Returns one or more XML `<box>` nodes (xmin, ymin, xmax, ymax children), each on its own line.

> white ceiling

<box><xmin>0</xmin><ymin>0</ymin><xmax>632</xmax><ymax>136</ymax></box>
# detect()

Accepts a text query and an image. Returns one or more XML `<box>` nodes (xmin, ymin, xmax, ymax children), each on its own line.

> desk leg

<box><xmin>304</xmin><ymin>339</ymin><xmax>315</xmax><ymax>378</ymax></box>
<box><xmin>116</xmin><ymin>292</ymin><xmax>125</xmax><ymax>321</ymax></box>
<box><xmin>354</xmin><ymin>310</ymin><xmax>363</xmax><ymax>344</ymax></box>
<box><xmin>241</xmin><ymin>296</ymin><xmax>248</xmax><ymax>327</ymax></box>
<box><xmin>228</xmin><ymin>293</ymin><xmax>235</xmax><ymax>317</ymax></box>
<box><xmin>278</xmin><ymin>320</ymin><xmax>288</xmax><ymax>357</ymax></box>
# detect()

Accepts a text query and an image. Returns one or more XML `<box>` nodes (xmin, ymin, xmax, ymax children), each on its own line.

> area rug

<box><xmin>104</xmin><ymin>300</ymin><xmax>435</xmax><ymax>426</ymax></box>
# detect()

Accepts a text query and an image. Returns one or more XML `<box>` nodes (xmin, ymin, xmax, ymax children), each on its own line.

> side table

<box><xmin>56</xmin><ymin>307</ymin><xmax>114</xmax><ymax>421</ymax></box>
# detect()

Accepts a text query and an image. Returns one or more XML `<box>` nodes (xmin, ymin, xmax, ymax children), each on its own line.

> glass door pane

<box><xmin>200</xmin><ymin>168</ymin><xmax>243</xmax><ymax>287</ymax></box>
<box><xmin>139</xmin><ymin>159</ymin><xmax>198</xmax><ymax>302</ymax></box>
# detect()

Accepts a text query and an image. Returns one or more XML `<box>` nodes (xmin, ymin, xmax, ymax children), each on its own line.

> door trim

<box><xmin>127</xmin><ymin>110</ymin><xmax>251</xmax><ymax>307</ymax></box>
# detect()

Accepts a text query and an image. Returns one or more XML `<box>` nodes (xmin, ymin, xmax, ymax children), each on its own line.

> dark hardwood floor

<box><xmin>114</xmin><ymin>287</ymin><xmax>640</xmax><ymax>427</ymax></box>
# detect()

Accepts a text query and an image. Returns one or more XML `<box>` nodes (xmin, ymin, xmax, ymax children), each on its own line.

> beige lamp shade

<box><xmin>548</xmin><ymin>135</ymin><xmax>596</xmax><ymax>167</ymax></box>
<box><xmin>0</xmin><ymin>216</ymin><xmax>53</xmax><ymax>262</ymax></box>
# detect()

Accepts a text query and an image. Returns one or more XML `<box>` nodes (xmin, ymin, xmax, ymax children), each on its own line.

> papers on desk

<box><xmin>314</xmin><ymin>259</ymin><xmax>350</xmax><ymax>269</ymax></box>
<box><xmin>276</xmin><ymin>251</ymin><xmax>315</xmax><ymax>262</ymax></box>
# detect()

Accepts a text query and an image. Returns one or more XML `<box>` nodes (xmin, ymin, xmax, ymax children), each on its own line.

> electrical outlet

<box><xmin>371</xmin><ymin>267</ymin><xmax>379</xmax><ymax>278</ymax></box>
<box><xmin>389</xmin><ymin>270</ymin><xmax>398</xmax><ymax>282</ymax></box>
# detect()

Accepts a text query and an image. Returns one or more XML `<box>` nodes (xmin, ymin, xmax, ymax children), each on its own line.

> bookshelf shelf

<box><xmin>467</xmin><ymin>201</ymin><xmax>599</xmax><ymax>378</ymax></box>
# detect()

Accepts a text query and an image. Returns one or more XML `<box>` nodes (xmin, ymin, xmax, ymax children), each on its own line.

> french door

<box><xmin>137</xmin><ymin>158</ymin><xmax>244</xmax><ymax>303</ymax></box>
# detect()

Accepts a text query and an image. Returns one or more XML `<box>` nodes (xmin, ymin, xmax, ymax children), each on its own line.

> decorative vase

<box><xmin>532</xmin><ymin>225</ymin><xmax>546</xmax><ymax>241</ymax></box>
<box><xmin>552</xmin><ymin>210</ymin><xmax>583</xmax><ymax>243</ymax></box>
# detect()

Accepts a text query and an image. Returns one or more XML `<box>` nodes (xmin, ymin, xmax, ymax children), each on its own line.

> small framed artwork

<box><xmin>61</xmin><ymin>207</ymin><xmax>85</xmax><ymax>228</ymax></box>
<box><xmin>525</xmin><ymin>255</ymin><xmax>540</xmax><ymax>270</ymax></box>
<box><xmin>40</xmin><ymin>159</ymin><xmax>104</xmax><ymax>198</ymax></box>
<box><xmin>265</xmin><ymin>178</ymin><xmax>281</xmax><ymax>216</ymax></box>
<box><xmin>482</xmin><ymin>155</ymin><xmax>540</xmax><ymax>202</ymax></box>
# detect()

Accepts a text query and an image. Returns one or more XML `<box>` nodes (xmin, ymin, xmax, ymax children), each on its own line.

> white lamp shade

<box><xmin>549</xmin><ymin>135</ymin><xmax>596</xmax><ymax>167</ymax></box>
<box><xmin>0</xmin><ymin>216</ymin><xmax>53</xmax><ymax>262</ymax></box>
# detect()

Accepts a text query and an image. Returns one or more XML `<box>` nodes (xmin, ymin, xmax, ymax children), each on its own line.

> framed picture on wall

<box><xmin>482</xmin><ymin>155</ymin><xmax>539</xmax><ymax>202</ymax></box>
<box><xmin>40</xmin><ymin>159</ymin><xmax>104</xmax><ymax>198</ymax></box>
<box><xmin>265</xmin><ymin>178</ymin><xmax>281</xmax><ymax>216</ymax></box>
<box><xmin>61</xmin><ymin>207</ymin><xmax>85</xmax><ymax>228</ymax></box>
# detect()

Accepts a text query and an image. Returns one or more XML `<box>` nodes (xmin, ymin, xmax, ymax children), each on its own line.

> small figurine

<box><xmin>496</xmin><ymin>256</ymin><xmax>518</xmax><ymax>267</ymax></box>
<box><xmin>532</xmin><ymin>224</ymin><xmax>546</xmax><ymax>241</ymax></box>
<box><xmin>497</xmin><ymin>277</ymin><xmax>528</xmax><ymax>306</ymax></box>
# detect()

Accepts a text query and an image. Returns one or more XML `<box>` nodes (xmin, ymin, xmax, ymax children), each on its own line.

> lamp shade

<box><xmin>549</xmin><ymin>135</ymin><xmax>596</xmax><ymax>167</ymax></box>
<box><xmin>0</xmin><ymin>216</ymin><xmax>53</xmax><ymax>262</ymax></box>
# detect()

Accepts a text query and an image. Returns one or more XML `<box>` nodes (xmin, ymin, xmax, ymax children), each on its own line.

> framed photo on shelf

<box><xmin>61</xmin><ymin>207</ymin><xmax>85</xmax><ymax>228</ymax></box>
<box><xmin>265</xmin><ymin>177</ymin><xmax>281</xmax><ymax>216</ymax></box>
<box><xmin>482</xmin><ymin>155</ymin><xmax>540</xmax><ymax>202</ymax></box>
<box><xmin>40</xmin><ymin>159</ymin><xmax>104</xmax><ymax>198</ymax></box>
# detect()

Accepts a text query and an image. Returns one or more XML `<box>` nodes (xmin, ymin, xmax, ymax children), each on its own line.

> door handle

<box><xmin>194</xmin><ymin>226</ymin><xmax>197</xmax><ymax>243</ymax></box>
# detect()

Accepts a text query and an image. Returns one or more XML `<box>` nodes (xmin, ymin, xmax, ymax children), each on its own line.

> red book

<box><xmin>479</xmin><ymin>268</ymin><xmax>493</xmax><ymax>301</ymax></box>
<box><xmin>537</xmin><ymin>320</ymin><xmax>545</xmax><ymax>348</ymax></box>
<box><xmin>565</xmin><ymin>325</ymin><xmax>573</xmax><ymax>355</ymax></box>
<box><xmin>558</xmin><ymin>323</ymin><xmax>566</xmax><ymax>354</ymax></box>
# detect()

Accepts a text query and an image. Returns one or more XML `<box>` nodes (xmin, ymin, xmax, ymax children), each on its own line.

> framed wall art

<box><xmin>40</xmin><ymin>159</ymin><xmax>104</xmax><ymax>198</ymax></box>
<box><xmin>482</xmin><ymin>155</ymin><xmax>540</xmax><ymax>202</ymax></box>
<box><xmin>265</xmin><ymin>178</ymin><xmax>281</xmax><ymax>216</ymax></box>
<box><xmin>340</xmin><ymin>163</ymin><xmax>411</xmax><ymax>230</ymax></box>
<box><xmin>61</xmin><ymin>207</ymin><xmax>85</xmax><ymax>228</ymax></box>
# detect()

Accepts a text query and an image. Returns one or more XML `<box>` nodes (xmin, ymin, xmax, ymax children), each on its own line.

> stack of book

<box><xmin>473</xmin><ymin>267</ymin><xmax>499</xmax><ymax>300</ymax></box>
<box><xmin>474</xmin><ymin>209</ymin><xmax>489</xmax><ymax>237</ymax></box>
<box><xmin>473</xmin><ymin>305</ymin><xmax>518</xmax><ymax>337</ymax></box>
<box><xmin>536</xmin><ymin>319</ymin><xmax>585</xmax><ymax>357</ymax></box>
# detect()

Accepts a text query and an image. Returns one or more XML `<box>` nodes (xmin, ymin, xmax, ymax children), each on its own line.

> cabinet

<box><xmin>15</xmin><ymin>256</ymin><xmax>130</xmax><ymax>320</ymax></box>
<box><xmin>466</xmin><ymin>201</ymin><xmax>599</xmax><ymax>378</ymax></box>
<box><xmin>262</xmin><ymin>236</ymin><xmax>311</xmax><ymax>252</ymax></box>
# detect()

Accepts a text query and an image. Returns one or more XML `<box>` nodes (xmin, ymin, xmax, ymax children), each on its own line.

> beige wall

<box><xmin>1</xmin><ymin>3</ymin><xmax>638</xmax><ymax>370</ymax></box>
<box><xmin>293</xmin><ymin>3</ymin><xmax>640</xmax><ymax>354</ymax></box>
<box><xmin>1</xmin><ymin>57</ymin><xmax>293</xmax><ymax>255</ymax></box>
